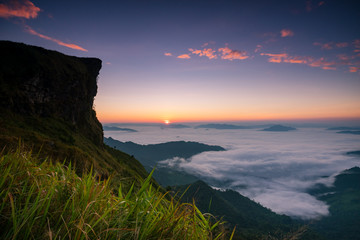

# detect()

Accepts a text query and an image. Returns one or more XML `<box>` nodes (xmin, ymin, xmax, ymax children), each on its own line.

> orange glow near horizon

<box><xmin>97</xmin><ymin>109</ymin><xmax>360</xmax><ymax>124</ymax></box>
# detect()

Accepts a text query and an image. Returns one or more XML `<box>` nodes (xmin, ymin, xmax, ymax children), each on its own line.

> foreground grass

<box><xmin>0</xmin><ymin>149</ymin><xmax>230</xmax><ymax>239</ymax></box>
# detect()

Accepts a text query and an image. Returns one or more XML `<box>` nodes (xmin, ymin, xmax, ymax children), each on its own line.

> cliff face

<box><xmin>0</xmin><ymin>41</ymin><xmax>103</xmax><ymax>145</ymax></box>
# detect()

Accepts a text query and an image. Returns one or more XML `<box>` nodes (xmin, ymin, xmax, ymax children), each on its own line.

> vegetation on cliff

<box><xmin>0</xmin><ymin>149</ymin><xmax>229</xmax><ymax>240</ymax></box>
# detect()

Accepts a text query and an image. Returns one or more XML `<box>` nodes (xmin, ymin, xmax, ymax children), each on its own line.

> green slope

<box><xmin>104</xmin><ymin>137</ymin><xmax>224</xmax><ymax>186</ymax></box>
<box><xmin>174</xmin><ymin>181</ymin><xmax>323</xmax><ymax>240</ymax></box>
<box><xmin>309</xmin><ymin>167</ymin><xmax>360</xmax><ymax>240</ymax></box>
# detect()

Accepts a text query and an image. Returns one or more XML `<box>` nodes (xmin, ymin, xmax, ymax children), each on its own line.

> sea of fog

<box><xmin>104</xmin><ymin>124</ymin><xmax>360</xmax><ymax>219</ymax></box>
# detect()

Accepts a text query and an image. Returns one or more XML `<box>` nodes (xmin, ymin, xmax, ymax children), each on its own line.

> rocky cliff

<box><xmin>0</xmin><ymin>41</ymin><xmax>103</xmax><ymax>145</ymax></box>
<box><xmin>0</xmin><ymin>41</ymin><xmax>151</xmax><ymax>187</ymax></box>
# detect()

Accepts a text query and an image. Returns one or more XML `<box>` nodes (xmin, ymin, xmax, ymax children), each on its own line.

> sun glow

<box><xmin>164</xmin><ymin>120</ymin><xmax>170</xmax><ymax>125</ymax></box>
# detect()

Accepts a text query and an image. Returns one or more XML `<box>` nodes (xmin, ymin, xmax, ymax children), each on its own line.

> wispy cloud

<box><xmin>314</xmin><ymin>42</ymin><xmax>333</xmax><ymax>50</ymax></box>
<box><xmin>189</xmin><ymin>48</ymin><xmax>217</xmax><ymax>59</ymax></box>
<box><xmin>349</xmin><ymin>66</ymin><xmax>359</xmax><ymax>73</ymax></box>
<box><xmin>261</xmin><ymin>52</ymin><xmax>337</xmax><ymax>70</ymax></box>
<box><xmin>314</xmin><ymin>41</ymin><xmax>350</xmax><ymax>50</ymax></box>
<box><xmin>170</xmin><ymin>44</ymin><xmax>248</xmax><ymax>61</ymax></box>
<box><xmin>177</xmin><ymin>54</ymin><xmax>191</xmax><ymax>59</ymax></box>
<box><xmin>164</xmin><ymin>52</ymin><xmax>172</xmax><ymax>56</ymax></box>
<box><xmin>25</xmin><ymin>25</ymin><xmax>88</xmax><ymax>52</ymax></box>
<box><xmin>0</xmin><ymin>0</ymin><xmax>40</xmax><ymax>19</ymax></box>
<box><xmin>260</xmin><ymin>53</ymin><xmax>288</xmax><ymax>63</ymax></box>
<box><xmin>254</xmin><ymin>44</ymin><xmax>262</xmax><ymax>53</ymax></box>
<box><xmin>307</xmin><ymin>57</ymin><xmax>336</xmax><ymax>69</ymax></box>
<box><xmin>353</xmin><ymin>39</ymin><xmax>360</xmax><ymax>53</ymax></box>
<box><xmin>336</xmin><ymin>42</ymin><xmax>348</xmax><ymax>48</ymax></box>
<box><xmin>280</xmin><ymin>29</ymin><xmax>294</xmax><ymax>37</ymax></box>
<box><xmin>218</xmin><ymin>46</ymin><xmax>249</xmax><ymax>60</ymax></box>
<box><xmin>1</xmin><ymin>0</ymin><xmax>87</xmax><ymax>52</ymax></box>
<box><xmin>306</xmin><ymin>0</ymin><xmax>325</xmax><ymax>12</ymax></box>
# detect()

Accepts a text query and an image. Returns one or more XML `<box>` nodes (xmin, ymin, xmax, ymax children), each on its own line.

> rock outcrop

<box><xmin>0</xmin><ymin>41</ymin><xmax>103</xmax><ymax>145</ymax></box>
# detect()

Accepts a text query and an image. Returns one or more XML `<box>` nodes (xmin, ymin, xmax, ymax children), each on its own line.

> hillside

<box><xmin>0</xmin><ymin>41</ymin><xmax>150</xmax><ymax>189</ymax></box>
<box><xmin>174</xmin><ymin>181</ymin><xmax>322</xmax><ymax>240</ymax></box>
<box><xmin>104</xmin><ymin>137</ymin><xmax>225</xmax><ymax>186</ymax></box>
<box><xmin>308</xmin><ymin>167</ymin><xmax>360</xmax><ymax>240</ymax></box>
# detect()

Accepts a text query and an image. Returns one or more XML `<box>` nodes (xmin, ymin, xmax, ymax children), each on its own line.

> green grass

<box><xmin>0</xmin><ymin>110</ymin><xmax>153</xmax><ymax>192</ymax></box>
<box><xmin>0</xmin><ymin>148</ymin><xmax>230</xmax><ymax>240</ymax></box>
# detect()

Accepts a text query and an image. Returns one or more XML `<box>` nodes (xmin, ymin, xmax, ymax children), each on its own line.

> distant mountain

<box><xmin>346</xmin><ymin>150</ymin><xmax>360</xmax><ymax>156</ymax></box>
<box><xmin>336</xmin><ymin>131</ymin><xmax>360</xmax><ymax>135</ymax></box>
<box><xmin>195</xmin><ymin>124</ymin><xmax>250</xmax><ymax>129</ymax></box>
<box><xmin>104</xmin><ymin>137</ymin><xmax>225</xmax><ymax>186</ymax></box>
<box><xmin>174</xmin><ymin>181</ymin><xmax>321</xmax><ymax>240</ymax></box>
<box><xmin>103</xmin><ymin>126</ymin><xmax>137</xmax><ymax>132</ymax></box>
<box><xmin>308</xmin><ymin>167</ymin><xmax>360</xmax><ymax>240</ymax></box>
<box><xmin>262</xmin><ymin>125</ymin><xmax>296</xmax><ymax>131</ymax></box>
<box><xmin>327</xmin><ymin>127</ymin><xmax>360</xmax><ymax>131</ymax></box>
<box><xmin>161</xmin><ymin>124</ymin><xmax>191</xmax><ymax>129</ymax></box>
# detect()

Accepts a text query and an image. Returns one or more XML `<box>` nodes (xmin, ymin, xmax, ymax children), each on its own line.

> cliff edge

<box><xmin>0</xmin><ymin>41</ymin><xmax>150</xmax><ymax>189</ymax></box>
<box><xmin>0</xmin><ymin>40</ymin><xmax>103</xmax><ymax>145</ymax></box>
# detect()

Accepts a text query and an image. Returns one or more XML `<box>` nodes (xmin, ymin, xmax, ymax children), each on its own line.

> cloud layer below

<box><xmin>105</xmin><ymin>126</ymin><xmax>360</xmax><ymax>219</ymax></box>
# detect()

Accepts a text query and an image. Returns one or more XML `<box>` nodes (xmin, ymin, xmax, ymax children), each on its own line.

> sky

<box><xmin>1</xmin><ymin>0</ymin><xmax>360</xmax><ymax>123</ymax></box>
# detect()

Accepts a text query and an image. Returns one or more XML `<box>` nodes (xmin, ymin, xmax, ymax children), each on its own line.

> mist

<box><xmin>105</xmin><ymin>124</ymin><xmax>360</xmax><ymax>219</ymax></box>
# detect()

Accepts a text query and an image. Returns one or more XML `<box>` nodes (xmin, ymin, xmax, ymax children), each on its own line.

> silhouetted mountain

<box><xmin>162</xmin><ymin>124</ymin><xmax>191</xmax><ymax>128</ymax></box>
<box><xmin>346</xmin><ymin>150</ymin><xmax>360</xmax><ymax>156</ymax></box>
<box><xmin>174</xmin><ymin>181</ymin><xmax>321</xmax><ymax>240</ymax></box>
<box><xmin>103</xmin><ymin>126</ymin><xmax>137</xmax><ymax>132</ymax></box>
<box><xmin>336</xmin><ymin>131</ymin><xmax>360</xmax><ymax>135</ymax></box>
<box><xmin>104</xmin><ymin>137</ymin><xmax>224</xmax><ymax>186</ymax></box>
<box><xmin>104</xmin><ymin>137</ymin><xmax>225</xmax><ymax>166</ymax></box>
<box><xmin>262</xmin><ymin>125</ymin><xmax>296</xmax><ymax>131</ymax></box>
<box><xmin>308</xmin><ymin>167</ymin><xmax>360</xmax><ymax>240</ymax></box>
<box><xmin>195</xmin><ymin>124</ymin><xmax>251</xmax><ymax>129</ymax></box>
<box><xmin>327</xmin><ymin>127</ymin><xmax>360</xmax><ymax>131</ymax></box>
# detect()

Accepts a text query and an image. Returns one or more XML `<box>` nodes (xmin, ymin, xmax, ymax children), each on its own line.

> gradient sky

<box><xmin>1</xmin><ymin>0</ymin><xmax>360</xmax><ymax>123</ymax></box>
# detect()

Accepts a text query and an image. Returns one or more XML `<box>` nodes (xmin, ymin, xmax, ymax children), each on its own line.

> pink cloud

<box><xmin>164</xmin><ymin>52</ymin><xmax>172</xmax><ymax>56</ymax></box>
<box><xmin>0</xmin><ymin>0</ymin><xmax>40</xmax><ymax>19</ymax></box>
<box><xmin>284</xmin><ymin>56</ymin><xmax>310</xmax><ymax>64</ymax></box>
<box><xmin>307</xmin><ymin>57</ymin><xmax>336</xmax><ymax>69</ymax></box>
<box><xmin>336</xmin><ymin>42</ymin><xmax>348</xmax><ymax>48</ymax></box>
<box><xmin>313</xmin><ymin>42</ymin><xmax>333</xmax><ymax>50</ymax></box>
<box><xmin>260</xmin><ymin>53</ymin><xmax>288</xmax><ymax>63</ymax></box>
<box><xmin>314</xmin><ymin>41</ymin><xmax>350</xmax><ymax>50</ymax></box>
<box><xmin>189</xmin><ymin>48</ymin><xmax>217</xmax><ymax>59</ymax></box>
<box><xmin>306</xmin><ymin>0</ymin><xmax>312</xmax><ymax>12</ymax></box>
<box><xmin>254</xmin><ymin>45</ymin><xmax>262</xmax><ymax>53</ymax></box>
<box><xmin>177</xmin><ymin>54</ymin><xmax>191</xmax><ymax>59</ymax></box>
<box><xmin>25</xmin><ymin>25</ymin><xmax>88</xmax><ymax>52</ymax></box>
<box><xmin>353</xmin><ymin>39</ymin><xmax>360</xmax><ymax>52</ymax></box>
<box><xmin>261</xmin><ymin>52</ymin><xmax>338</xmax><ymax>70</ymax></box>
<box><xmin>321</xmin><ymin>66</ymin><xmax>336</xmax><ymax>70</ymax></box>
<box><xmin>306</xmin><ymin>0</ymin><xmax>325</xmax><ymax>12</ymax></box>
<box><xmin>218</xmin><ymin>46</ymin><xmax>249</xmax><ymax>60</ymax></box>
<box><xmin>280</xmin><ymin>29</ymin><xmax>294</xmax><ymax>37</ymax></box>
<box><xmin>349</xmin><ymin>67</ymin><xmax>359</xmax><ymax>73</ymax></box>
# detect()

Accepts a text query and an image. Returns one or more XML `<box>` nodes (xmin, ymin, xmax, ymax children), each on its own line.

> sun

<box><xmin>164</xmin><ymin>120</ymin><xmax>170</xmax><ymax>125</ymax></box>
